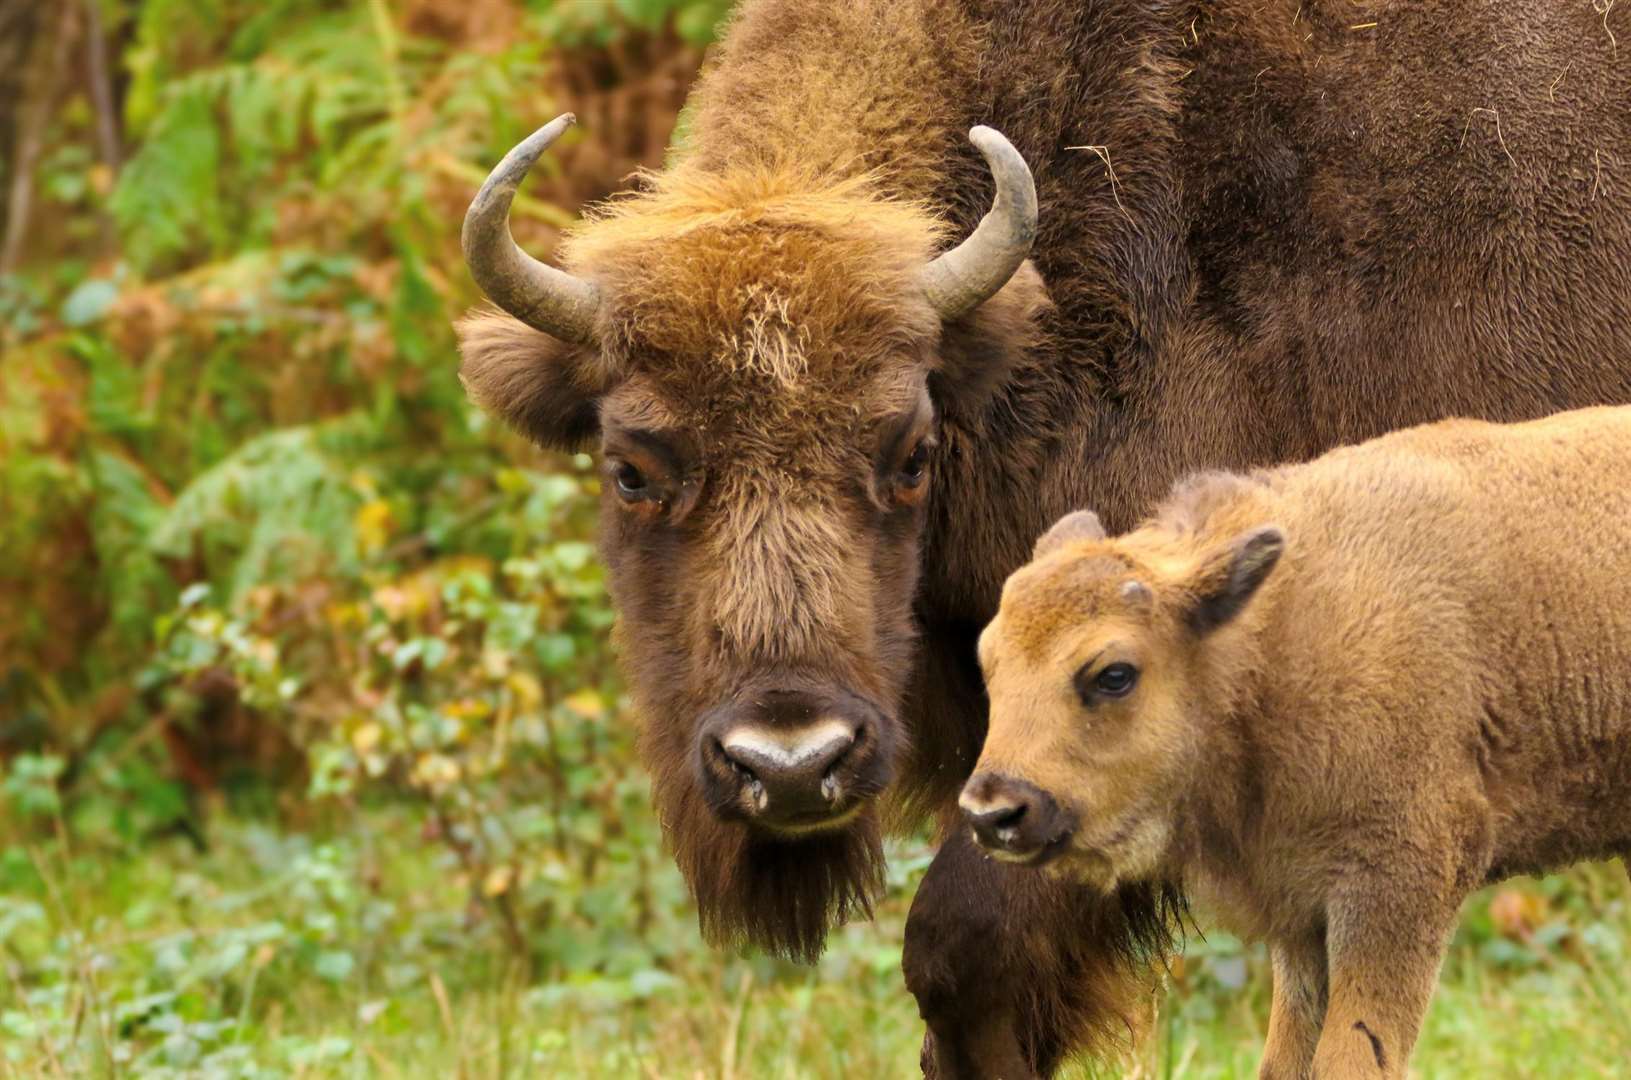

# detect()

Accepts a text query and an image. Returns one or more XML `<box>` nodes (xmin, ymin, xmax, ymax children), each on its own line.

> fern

<box><xmin>109</xmin><ymin>84</ymin><xmax>225</xmax><ymax>274</ymax></box>
<box><xmin>150</xmin><ymin>418</ymin><xmax>372</xmax><ymax>604</ymax></box>
<box><xmin>85</xmin><ymin>449</ymin><xmax>173</xmax><ymax>647</ymax></box>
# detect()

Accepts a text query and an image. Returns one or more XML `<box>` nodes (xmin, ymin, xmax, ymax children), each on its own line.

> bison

<box><xmin>964</xmin><ymin>405</ymin><xmax>1631</xmax><ymax>1079</ymax></box>
<box><xmin>455</xmin><ymin>0</ymin><xmax>1631</xmax><ymax>1074</ymax></box>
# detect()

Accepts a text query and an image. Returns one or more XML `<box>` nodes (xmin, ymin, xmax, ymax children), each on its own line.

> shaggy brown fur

<box><xmin>456</xmin><ymin>0</ymin><xmax>1631</xmax><ymax>1073</ymax></box>
<box><xmin>971</xmin><ymin>406</ymin><xmax>1631</xmax><ymax>1078</ymax></box>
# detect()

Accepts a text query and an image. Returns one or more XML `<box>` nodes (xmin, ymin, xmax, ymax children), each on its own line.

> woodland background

<box><xmin>1</xmin><ymin>2</ymin><xmax>1627</xmax><ymax>1076</ymax></box>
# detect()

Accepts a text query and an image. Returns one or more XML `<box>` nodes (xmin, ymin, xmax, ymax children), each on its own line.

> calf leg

<box><xmin>903</xmin><ymin>829</ymin><xmax>1176</xmax><ymax>1078</ymax></box>
<box><xmin>1311</xmin><ymin>880</ymin><xmax>1459</xmax><ymax>1080</ymax></box>
<box><xmin>1259</xmin><ymin>930</ymin><xmax>1328</xmax><ymax>1080</ymax></box>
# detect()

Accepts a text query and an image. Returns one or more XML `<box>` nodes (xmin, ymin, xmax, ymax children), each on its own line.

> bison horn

<box><xmin>461</xmin><ymin>113</ymin><xmax>600</xmax><ymax>345</ymax></box>
<box><xmin>919</xmin><ymin>126</ymin><xmax>1039</xmax><ymax>321</ymax></box>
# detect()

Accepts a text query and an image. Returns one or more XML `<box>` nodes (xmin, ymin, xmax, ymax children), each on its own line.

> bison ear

<box><xmin>456</xmin><ymin>309</ymin><xmax>609</xmax><ymax>450</ymax></box>
<box><xmin>1033</xmin><ymin>509</ymin><xmax>1106</xmax><ymax>560</ymax></box>
<box><xmin>931</xmin><ymin>260</ymin><xmax>1051</xmax><ymax>418</ymax></box>
<box><xmin>1186</xmin><ymin>525</ymin><xmax>1285</xmax><ymax>636</ymax></box>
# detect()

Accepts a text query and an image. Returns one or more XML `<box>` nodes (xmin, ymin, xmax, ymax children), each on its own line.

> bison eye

<box><xmin>613</xmin><ymin>462</ymin><xmax>649</xmax><ymax>500</ymax></box>
<box><xmin>897</xmin><ymin>440</ymin><xmax>931</xmax><ymax>489</ymax></box>
<box><xmin>1077</xmin><ymin>661</ymin><xmax>1138</xmax><ymax>704</ymax></box>
<box><xmin>1095</xmin><ymin>663</ymin><xmax>1138</xmax><ymax>697</ymax></box>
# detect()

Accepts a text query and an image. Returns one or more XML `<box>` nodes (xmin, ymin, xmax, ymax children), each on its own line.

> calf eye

<box><xmin>1077</xmin><ymin>661</ymin><xmax>1139</xmax><ymax>704</ymax></box>
<box><xmin>613</xmin><ymin>462</ymin><xmax>649</xmax><ymax>500</ymax></box>
<box><xmin>1095</xmin><ymin>663</ymin><xmax>1138</xmax><ymax>697</ymax></box>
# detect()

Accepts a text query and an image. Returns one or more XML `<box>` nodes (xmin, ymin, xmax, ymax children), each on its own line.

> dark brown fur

<box><xmin>457</xmin><ymin>0</ymin><xmax>1631</xmax><ymax>1072</ymax></box>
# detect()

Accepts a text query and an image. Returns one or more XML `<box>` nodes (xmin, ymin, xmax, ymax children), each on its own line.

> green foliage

<box><xmin>1</xmin><ymin>0</ymin><xmax>715</xmax><ymax>930</ymax></box>
<box><xmin>2</xmin><ymin>2</ymin><xmax>784</xmax><ymax>1075</ymax></box>
<box><xmin>536</xmin><ymin>0</ymin><xmax>734</xmax><ymax>46</ymax></box>
<box><xmin>110</xmin><ymin>80</ymin><xmax>225</xmax><ymax>272</ymax></box>
<box><xmin>1</xmin><ymin>803</ymin><xmax>1625</xmax><ymax>1076</ymax></box>
<box><xmin>0</xmin><ymin>802</ymin><xmax>939</xmax><ymax>1076</ymax></box>
<box><xmin>2</xmin><ymin>3</ymin><xmax>1628</xmax><ymax>1077</ymax></box>
<box><xmin>2</xmin><ymin>754</ymin><xmax>64</xmax><ymax>819</ymax></box>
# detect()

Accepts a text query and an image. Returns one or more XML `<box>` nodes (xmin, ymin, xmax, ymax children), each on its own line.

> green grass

<box><xmin>12</xmin><ymin>3</ymin><xmax>1626</xmax><ymax>1076</ymax></box>
<box><xmin>2</xmin><ymin>809</ymin><xmax>1626</xmax><ymax>1078</ymax></box>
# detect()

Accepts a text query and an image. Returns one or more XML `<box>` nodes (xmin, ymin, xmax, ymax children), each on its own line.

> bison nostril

<box><xmin>960</xmin><ymin>773</ymin><xmax>1060</xmax><ymax>855</ymax></box>
<box><xmin>969</xmin><ymin>802</ymin><xmax>1027</xmax><ymax>843</ymax></box>
<box><xmin>990</xmin><ymin>803</ymin><xmax>1026</xmax><ymax>832</ymax></box>
<box><xmin>716</xmin><ymin>738</ymin><xmax>755</xmax><ymax>779</ymax></box>
<box><xmin>714</xmin><ymin>718</ymin><xmax>861</xmax><ymax>819</ymax></box>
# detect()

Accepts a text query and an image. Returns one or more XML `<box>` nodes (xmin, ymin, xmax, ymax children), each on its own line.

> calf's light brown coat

<box><xmin>971</xmin><ymin>406</ymin><xmax>1631</xmax><ymax>1078</ymax></box>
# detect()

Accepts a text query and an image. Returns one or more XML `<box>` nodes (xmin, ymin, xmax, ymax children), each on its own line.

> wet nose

<box><xmin>959</xmin><ymin>773</ymin><xmax>1073</xmax><ymax>863</ymax></box>
<box><xmin>699</xmin><ymin>688</ymin><xmax>889</xmax><ymax>832</ymax></box>
<box><xmin>719</xmin><ymin>719</ymin><xmax>856</xmax><ymax>811</ymax></box>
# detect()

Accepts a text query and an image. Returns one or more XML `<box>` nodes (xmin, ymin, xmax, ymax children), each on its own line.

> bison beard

<box><xmin>652</xmin><ymin>752</ymin><xmax>886</xmax><ymax>963</ymax></box>
<box><xmin>905</xmin><ymin>831</ymin><xmax>1190</xmax><ymax>1075</ymax></box>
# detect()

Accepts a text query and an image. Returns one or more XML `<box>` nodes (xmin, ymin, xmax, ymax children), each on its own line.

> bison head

<box><xmin>456</xmin><ymin>115</ymin><xmax>1046</xmax><ymax>959</ymax></box>
<box><xmin>963</xmin><ymin>510</ymin><xmax>1285</xmax><ymax>891</ymax></box>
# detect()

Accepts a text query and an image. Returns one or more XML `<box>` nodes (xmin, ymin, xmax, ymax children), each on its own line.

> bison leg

<box><xmin>1310</xmin><ymin>879</ymin><xmax>1458</xmax><ymax>1080</ymax></box>
<box><xmin>1259</xmin><ymin>930</ymin><xmax>1328</xmax><ymax>1080</ymax></box>
<box><xmin>903</xmin><ymin>829</ymin><xmax>1172</xmax><ymax>1078</ymax></box>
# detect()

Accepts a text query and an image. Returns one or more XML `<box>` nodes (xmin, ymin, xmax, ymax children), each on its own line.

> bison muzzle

<box><xmin>697</xmin><ymin>683</ymin><xmax>895</xmax><ymax>832</ymax></box>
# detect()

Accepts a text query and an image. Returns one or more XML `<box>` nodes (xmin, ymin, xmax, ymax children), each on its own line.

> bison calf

<box><xmin>964</xmin><ymin>406</ymin><xmax>1631</xmax><ymax>1078</ymax></box>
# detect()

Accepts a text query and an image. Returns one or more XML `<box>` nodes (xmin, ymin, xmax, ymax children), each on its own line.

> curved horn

<box><xmin>919</xmin><ymin>126</ymin><xmax>1038</xmax><ymax>321</ymax></box>
<box><xmin>462</xmin><ymin>113</ymin><xmax>600</xmax><ymax>345</ymax></box>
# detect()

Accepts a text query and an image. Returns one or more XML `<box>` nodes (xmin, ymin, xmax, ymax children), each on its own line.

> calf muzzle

<box><xmin>959</xmin><ymin>772</ymin><xmax>1074</xmax><ymax>864</ymax></box>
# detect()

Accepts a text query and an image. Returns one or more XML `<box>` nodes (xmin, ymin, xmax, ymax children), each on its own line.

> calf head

<box><xmin>963</xmin><ymin>509</ymin><xmax>1285</xmax><ymax>891</ymax></box>
<box><xmin>457</xmin><ymin>115</ymin><xmax>1049</xmax><ymax>958</ymax></box>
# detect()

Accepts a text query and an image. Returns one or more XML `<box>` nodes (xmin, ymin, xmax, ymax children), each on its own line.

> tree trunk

<box><xmin>83</xmin><ymin>0</ymin><xmax>122</xmax><ymax>174</ymax></box>
<box><xmin>0</xmin><ymin>0</ymin><xmax>39</xmax><ymax>243</ymax></box>
<box><xmin>0</xmin><ymin>1</ymin><xmax>76</xmax><ymax>275</ymax></box>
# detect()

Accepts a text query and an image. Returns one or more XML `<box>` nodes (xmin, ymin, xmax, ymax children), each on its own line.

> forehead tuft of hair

<box><xmin>565</xmin><ymin>164</ymin><xmax>949</xmax><ymax>256</ymax></box>
<box><xmin>558</xmin><ymin>166</ymin><xmax>950</xmax><ymax>387</ymax></box>
<box><xmin>995</xmin><ymin>547</ymin><xmax>1169</xmax><ymax>665</ymax></box>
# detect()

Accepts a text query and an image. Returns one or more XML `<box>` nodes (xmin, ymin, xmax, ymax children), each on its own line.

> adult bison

<box><xmin>456</xmin><ymin>0</ymin><xmax>1631</xmax><ymax>1074</ymax></box>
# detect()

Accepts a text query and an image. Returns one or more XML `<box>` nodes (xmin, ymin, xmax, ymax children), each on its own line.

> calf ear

<box><xmin>456</xmin><ymin>309</ymin><xmax>609</xmax><ymax>449</ymax></box>
<box><xmin>1033</xmin><ymin>509</ymin><xmax>1106</xmax><ymax>560</ymax></box>
<box><xmin>932</xmin><ymin>261</ymin><xmax>1052</xmax><ymax>418</ymax></box>
<box><xmin>1186</xmin><ymin>525</ymin><xmax>1285</xmax><ymax>635</ymax></box>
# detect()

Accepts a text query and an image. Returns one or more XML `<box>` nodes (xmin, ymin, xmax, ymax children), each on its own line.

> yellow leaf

<box><xmin>563</xmin><ymin>689</ymin><xmax>604</xmax><ymax>720</ymax></box>
<box><xmin>495</xmin><ymin>468</ymin><xmax>531</xmax><ymax>494</ymax></box>
<box><xmin>410</xmin><ymin>754</ymin><xmax>460</xmax><ymax>791</ymax></box>
<box><xmin>351</xmin><ymin>722</ymin><xmax>383</xmax><ymax>754</ymax></box>
<box><xmin>372</xmin><ymin>580</ymin><xmax>431</xmax><ymax>622</ymax></box>
<box><xmin>88</xmin><ymin>163</ymin><xmax>115</xmax><ymax>198</ymax></box>
<box><xmin>349</xmin><ymin>468</ymin><xmax>379</xmax><ymax>497</ymax></box>
<box><xmin>445</xmin><ymin>698</ymin><xmax>492</xmax><ymax>721</ymax></box>
<box><xmin>506</xmin><ymin>671</ymin><xmax>543</xmax><ymax>709</ymax></box>
<box><xmin>482</xmin><ymin>866</ymin><xmax>515</xmax><ymax>897</ymax></box>
<box><xmin>325</xmin><ymin>600</ymin><xmax>365</xmax><ymax>629</ymax></box>
<box><xmin>354</xmin><ymin>499</ymin><xmax>394</xmax><ymax>555</ymax></box>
